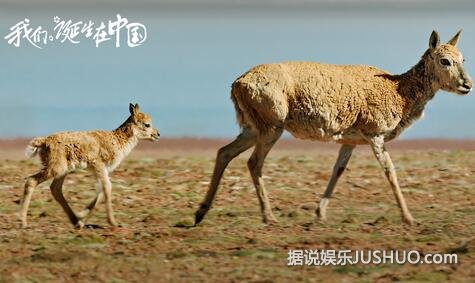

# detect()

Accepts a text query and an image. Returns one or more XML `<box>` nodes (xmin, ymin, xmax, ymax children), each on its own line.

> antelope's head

<box><xmin>426</xmin><ymin>30</ymin><xmax>472</xmax><ymax>95</ymax></box>
<box><xmin>128</xmin><ymin>103</ymin><xmax>160</xmax><ymax>141</ymax></box>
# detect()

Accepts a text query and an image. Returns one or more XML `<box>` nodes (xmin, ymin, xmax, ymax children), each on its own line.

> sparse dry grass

<box><xmin>0</xmin><ymin>149</ymin><xmax>474</xmax><ymax>282</ymax></box>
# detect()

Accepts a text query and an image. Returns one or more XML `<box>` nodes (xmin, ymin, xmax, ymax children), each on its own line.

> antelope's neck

<box><xmin>113</xmin><ymin>122</ymin><xmax>139</xmax><ymax>154</ymax></box>
<box><xmin>106</xmin><ymin>122</ymin><xmax>138</xmax><ymax>172</ymax></box>
<box><xmin>397</xmin><ymin>58</ymin><xmax>439</xmax><ymax>110</ymax></box>
<box><xmin>384</xmin><ymin>58</ymin><xmax>439</xmax><ymax>141</ymax></box>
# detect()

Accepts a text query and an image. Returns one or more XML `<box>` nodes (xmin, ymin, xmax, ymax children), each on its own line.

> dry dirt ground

<box><xmin>0</xmin><ymin>139</ymin><xmax>474</xmax><ymax>282</ymax></box>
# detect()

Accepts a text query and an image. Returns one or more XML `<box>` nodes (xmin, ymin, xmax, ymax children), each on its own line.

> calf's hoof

<box><xmin>263</xmin><ymin>214</ymin><xmax>278</xmax><ymax>224</ymax></box>
<box><xmin>402</xmin><ymin>215</ymin><xmax>415</xmax><ymax>226</ymax></box>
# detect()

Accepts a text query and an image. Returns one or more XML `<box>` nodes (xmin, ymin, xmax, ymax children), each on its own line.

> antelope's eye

<box><xmin>440</xmin><ymin>58</ymin><xmax>452</xmax><ymax>66</ymax></box>
<box><xmin>144</xmin><ymin>123</ymin><xmax>151</xmax><ymax>128</ymax></box>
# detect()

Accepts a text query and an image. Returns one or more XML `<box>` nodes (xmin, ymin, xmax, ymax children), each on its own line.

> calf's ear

<box><xmin>447</xmin><ymin>30</ymin><xmax>462</xmax><ymax>46</ymax></box>
<box><xmin>129</xmin><ymin>103</ymin><xmax>139</xmax><ymax>116</ymax></box>
<box><xmin>429</xmin><ymin>30</ymin><xmax>440</xmax><ymax>49</ymax></box>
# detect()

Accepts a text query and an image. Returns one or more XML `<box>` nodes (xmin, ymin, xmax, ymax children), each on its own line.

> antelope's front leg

<box><xmin>367</xmin><ymin>135</ymin><xmax>414</xmax><ymax>225</ymax></box>
<box><xmin>96</xmin><ymin>166</ymin><xmax>118</xmax><ymax>227</ymax></box>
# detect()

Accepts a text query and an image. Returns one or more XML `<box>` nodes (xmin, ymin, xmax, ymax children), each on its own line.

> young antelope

<box><xmin>19</xmin><ymin>103</ymin><xmax>160</xmax><ymax>228</ymax></box>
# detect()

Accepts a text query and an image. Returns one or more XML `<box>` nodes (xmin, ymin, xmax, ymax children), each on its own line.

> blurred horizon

<box><xmin>1</xmin><ymin>0</ymin><xmax>475</xmax><ymax>139</ymax></box>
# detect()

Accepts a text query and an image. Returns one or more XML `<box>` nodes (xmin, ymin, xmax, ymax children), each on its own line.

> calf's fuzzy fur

<box><xmin>19</xmin><ymin>103</ymin><xmax>160</xmax><ymax>228</ymax></box>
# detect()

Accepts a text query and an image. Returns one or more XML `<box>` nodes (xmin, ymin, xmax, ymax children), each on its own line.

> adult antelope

<box><xmin>195</xmin><ymin>30</ymin><xmax>472</xmax><ymax>226</ymax></box>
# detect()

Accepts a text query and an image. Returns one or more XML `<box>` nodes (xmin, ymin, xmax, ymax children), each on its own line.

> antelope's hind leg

<box><xmin>49</xmin><ymin>175</ymin><xmax>84</xmax><ymax>228</ymax></box>
<box><xmin>19</xmin><ymin>170</ymin><xmax>51</xmax><ymax>228</ymax></box>
<box><xmin>195</xmin><ymin>127</ymin><xmax>257</xmax><ymax>225</ymax></box>
<box><xmin>76</xmin><ymin>182</ymin><xmax>104</xmax><ymax>221</ymax></box>
<box><xmin>316</xmin><ymin>144</ymin><xmax>355</xmax><ymax>222</ymax></box>
<box><xmin>247</xmin><ymin>127</ymin><xmax>284</xmax><ymax>223</ymax></box>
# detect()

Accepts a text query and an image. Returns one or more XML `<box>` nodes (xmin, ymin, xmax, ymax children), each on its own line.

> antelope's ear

<box><xmin>447</xmin><ymin>30</ymin><xmax>462</xmax><ymax>46</ymax></box>
<box><xmin>429</xmin><ymin>30</ymin><xmax>440</xmax><ymax>49</ymax></box>
<box><xmin>129</xmin><ymin>103</ymin><xmax>138</xmax><ymax>116</ymax></box>
<box><xmin>134</xmin><ymin>103</ymin><xmax>140</xmax><ymax>112</ymax></box>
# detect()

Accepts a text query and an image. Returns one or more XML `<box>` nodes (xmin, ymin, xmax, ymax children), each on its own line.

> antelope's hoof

<box><xmin>75</xmin><ymin>220</ymin><xmax>85</xmax><ymax>229</ymax></box>
<box><xmin>402</xmin><ymin>216</ymin><xmax>415</xmax><ymax>226</ymax></box>
<box><xmin>18</xmin><ymin>213</ymin><xmax>28</xmax><ymax>228</ymax></box>
<box><xmin>316</xmin><ymin>208</ymin><xmax>327</xmax><ymax>222</ymax></box>
<box><xmin>316</xmin><ymin>217</ymin><xmax>327</xmax><ymax>224</ymax></box>
<box><xmin>263</xmin><ymin>215</ymin><xmax>278</xmax><ymax>224</ymax></box>
<box><xmin>194</xmin><ymin>204</ymin><xmax>210</xmax><ymax>226</ymax></box>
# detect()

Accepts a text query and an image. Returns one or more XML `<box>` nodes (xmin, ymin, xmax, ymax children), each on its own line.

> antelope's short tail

<box><xmin>25</xmin><ymin>137</ymin><xmax>46</xmax><ymax>158</ymax></box>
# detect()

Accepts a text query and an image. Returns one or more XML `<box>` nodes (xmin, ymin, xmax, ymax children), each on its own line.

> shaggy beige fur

<box><xmin>19</xmin><ymin>103</ymin><xmax>160</xmax><ymax>228</ymax></box>
<box><xmin>196</xmin><ymin>30</ymin><xmax>473</xmax><ymax>226</ymax></box>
